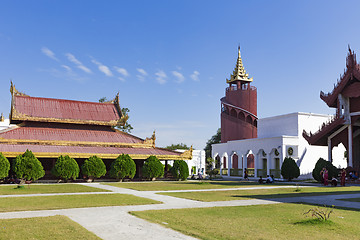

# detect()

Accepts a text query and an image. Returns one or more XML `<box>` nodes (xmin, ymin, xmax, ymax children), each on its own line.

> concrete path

<box><xmin>0</xmin><ymin>183</ymin><xmax>359</xmax><ymax>240</ymax></box>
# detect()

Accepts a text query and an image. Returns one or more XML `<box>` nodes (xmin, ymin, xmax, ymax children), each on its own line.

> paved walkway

<box><xmin>0</xmin><ymin>183</ymin><xmax>359</xmax><ymax>240</ymax></box>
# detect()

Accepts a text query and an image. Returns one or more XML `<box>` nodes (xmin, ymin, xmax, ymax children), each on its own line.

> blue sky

<box><xmin>0</xmin><ymin>1</ymin><xmax>360</xmax><ymax>149</ymax></box>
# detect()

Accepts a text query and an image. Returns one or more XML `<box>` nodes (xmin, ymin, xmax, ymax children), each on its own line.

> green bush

<box><xmin>0</xmin><ymin>153</ymin><xmax>10</xmax><ymax>179</ymax></box>
<box><xmin>142</xmin><ymin>156</ymin><xmax>164</xmax><ymax>180</ymax></box>
<box><xmin>51</xmin><ymin>155</ymin><xmax>79</xmax><ymax>182</ymax></box>
<box><xmin>12</xmin><ymin>149</ymin><xmax>45</xmax><ymax>181</ymax></box>
<box><xmin>81</xmin><ymin>155</ymin><xmax>106</xmax><ymax>181</ymax></box>
<box><xmin>110</xmin><ymin>154</ymin><xmax>136</xmax><ymax>181</ymax></box>
<box><xmin>170</xmin><ymin>160</ymin><xmax>189</xmax><ymax>181</ymax></box>
<box><xmin>312</xmin><ymin>158</ymin><xmax>338</xmax><ymax>182</ymax></box>
<box><xmin>281</xmin><ymin>157</ymin><xmax>300</xmax><ymax>181</ymax></box>
<box><xmin>207</xmin><ymin>168</ymin><xmax>220</xmax><ymax>179</ymax></box>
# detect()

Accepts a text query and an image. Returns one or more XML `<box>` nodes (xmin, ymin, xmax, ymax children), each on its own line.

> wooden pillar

<box><xmin>327</xmin><ymin>137</ymin><xmax>332</xmax><ymax>163</ymax></box>
<box><xmin>348</xmin><ymin>125</ymin><xmax>353</xmax><ymax>167</ymax></box>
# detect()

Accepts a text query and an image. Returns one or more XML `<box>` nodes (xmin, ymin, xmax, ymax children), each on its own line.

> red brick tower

<box><xmin>221</xmin><ymin>47</ymin><xmax>257</xmax><ymax>143</ymax></box>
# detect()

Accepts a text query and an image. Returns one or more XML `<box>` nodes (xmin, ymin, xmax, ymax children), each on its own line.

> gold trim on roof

<box><xmin>180</xmin><ymin>145</ymin><xmax>193</xmax><ymax>159</ymax></box>
<box><xmin>1</xmin><ymin>151</ymin><xmax>190</xmax><ymax>160</ymax></box>
<box><xmin>0</xmin><ymin>138</ymin><xmax>155</xmax><ymax>149</ymax></box>
<box><xmin>226</xmin><ymin>47</ymin><xmax>253</xmax><ymax>84</ymax></box>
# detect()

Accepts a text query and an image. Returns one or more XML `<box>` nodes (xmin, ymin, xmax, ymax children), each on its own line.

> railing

<box><xmin>230</xmin><ymin>168</ymin><xmax>243</xmax><ymax>177</ymax></box>
<box><xmin>221</xmin><ymin>168</ymin><xmax>228</xmax><ymax>175</ymax></box>
<box><xmin>257</xmin><ymin>169</ymin><xmax>267</xmax><ymax>178</ymax></box>
<box><xmin>247</xmin><ymin>168</ymin><xmax>255</xmax><ymax>177</ymax></box>
<box><xmin>270</xmin><ymin>169</ymin><xmax>281</xmax><ymax>178</ymax></box>
<box><xmin>226</xmin><ymin>85</ymin><xmax>257</xmax><ymax>92</ymax></box>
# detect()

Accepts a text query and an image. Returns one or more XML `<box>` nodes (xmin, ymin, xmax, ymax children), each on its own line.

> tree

<box><xmin>142</xmin><ymin>156</ymin><xmax>164</xmax><ymax>180</ymax></box>
<box><xmin>281</xmin><ymin>157</ymin><xmax>300</xmax><ymax>181</ymax></box>
<box><xmin>12</xmin><ymin>149</ymin><xmax>45</xmax><ymax>182</ymax></box>
<box><xmin>81</xmin><ymin>155</ymin><xmax>106</xmax><ymax>181</ymax></box>
<box><xmin>110</xmin><ymin>154</ymin><xmax>136</xmax><ymax>181</ymax></box>
<box><xmin>312</xmin><ymin>158</ymin><xmax>338</xmax><ymax>182</ymax></box>
<box><xmin>165</xmin><ymin>143</ymin><xmax>190</xmax><ymax>151</ymax></box>
<box><xmin>170</xmin><ymin>160</ymin><xmax>189</xmax><ymax>181</ymax></box>
<box><xmin>204</xmin><ymin>128</ymin><xmax>221</xmax><ymax>171</ymax></box>
<box><xmin>0</xmin><ymin>153</ymin><xmax>10</xmax><ymax>180</ymax></box>
<box><xmin>99</xmin><ymin>97</ymin><xmax>133</xmax><ymax>133</ymax></box>
<box><xmin>52</xmin><ymin>155</ymin><xmax>80</xmax><ymax>182</ymax></box>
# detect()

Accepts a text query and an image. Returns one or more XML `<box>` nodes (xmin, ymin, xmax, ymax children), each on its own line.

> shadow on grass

<box><xmin>231</xmin><ymin>190</ymin><xmax>360</xmax><ymax>200</ymax></box>
<box><xmin>185</xmin><ymin>181</ymin><xmax>289</xmax><ymax>187</ymax></box>
<box><xmin>293</xmin><ymin>218</ymin><xmax>335</xmax><ymax>226</ymax></box>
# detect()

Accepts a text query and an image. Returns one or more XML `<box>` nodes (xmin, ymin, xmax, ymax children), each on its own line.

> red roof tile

<box><xmin>11</xmin><ymin>95</ymin><xmax>122</xmax><ymax>126</ymax></box>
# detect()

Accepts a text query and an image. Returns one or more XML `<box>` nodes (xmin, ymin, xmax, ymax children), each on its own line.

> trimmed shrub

<box><xmin>142</xmin><ymin>156</ymin><xmax>164</xmax><ymax>180</ymax></box>
<box><xmin>81</xmin><ymin>155</ymin><xmax>106</xmax><ymax>181</ymax></box>
<box><xmin>0</xmin><ymin>153</ymin><xmax>10</xmax><ymax>179</ymax></box>
<box><xmin>110</xmin><ymin>154</ymin><xmax>136</xmax><ymax>181</ymax></box>
<box><xmin>312</xmin><ymin>158</ymin><xmax>338</xmax><ymax>182</ymax></box>
<box><xmin>52</xmin><ymin>155</ymin><xmax>80</xmax><ymax>182</ymax></box>
<box><xmin>281</xmin><ymin>157</ymin><xmax>300</xmax><ymax>181</ymax></box>
<box><xmin>170</xmin><ymin>160</ymin><xmax>189</xmax><ymax>181</ymax></box>
<box><xmin>12</xmin><ymin>149</ymin><xmax>45</xmax><ymax>181</ymax></box>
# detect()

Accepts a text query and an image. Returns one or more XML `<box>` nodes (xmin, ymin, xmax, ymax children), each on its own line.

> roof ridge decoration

<box><xmin>10</xmin><ymin>81</ymin><xmax>29</xmax><ymax>97</ymax></box>
<box><xmin>180</xmin><ymin>145</ymin><xmax>193</xmax><ymax>159</ymax></box>
<box><xmin>320</xmin><ymin>47</ymin><xmax>360</xmax><ymax>107</ymax></box>
<box><xmin>143</xmin><ymin>130</ymin><xmax>156</xmax><ymax>147</ymax></box>
<box><xmin>226</xmin><ymin>46</ymin><xmax>253</xmax><ymax>84</ymax></box>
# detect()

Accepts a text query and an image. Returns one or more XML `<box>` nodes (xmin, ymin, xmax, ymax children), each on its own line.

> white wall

<box><xmin>167</xmin><ymin>149</ymin><xmax>206</xmax><ymax>175</ymax></box>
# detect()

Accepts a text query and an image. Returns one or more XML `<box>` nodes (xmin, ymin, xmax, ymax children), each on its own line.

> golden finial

<box><xmin>143</xmin><ymin>130</ymin><xmax>156</xmax><ymax>147</ymax></box>
<box><xmin>226</xmin><ymin>47</ymin><xmax>253</xmax><ymax>84</ymax></box>
<box><xmin>0</xmin><ymin>113</ymin><xmax>4</xmax><ymax>122</ymax></box>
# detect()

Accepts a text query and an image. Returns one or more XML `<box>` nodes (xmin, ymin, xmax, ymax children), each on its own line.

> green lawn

<box><xmin>159</xmin><ymin>186</ymin><xmax>360</xmax><ymax>201</ymax></box>
<box><xmin>104</xmin><ymin>181</ymin><xmax>291</xmax><ymax>191</ymax></box>
<box><xmin>131</xmin><ymin>203</ymin><xmax>360</xmax><ymax>240</ymax></box>
<box><xmin>0</xmin><ymin>215</ymin><xmax>100</xmax><ymax>240</ymax></box>
<box><xmin>0</xmin><ymin>184</ymin><xmax>109</xmax><ymax>195</ymax></box>
<box><xmin>0</xmin><ymin>193</ymin><xmax>159</xmax><ymax>212</ymax></box>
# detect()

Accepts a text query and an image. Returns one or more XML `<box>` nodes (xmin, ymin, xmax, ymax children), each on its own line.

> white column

<box><xmin>327</xmin><ymin>137</ymin><xmax>332</xmax><ymax>163</ymax></box>
<box><xmin>228</xmin><ymin>154</ymin><xmax>231</xmax><ymax>177</ymax></box>
<box><xmin>267</xmin><ymin>152</ymin><xmax>271</xmax><ymax>176</ymax></box>
<box><xmin>220</xmin><ymin>155</ymin><xmax>223</xmax><ymax>176</ymax></box>
<box><xmin>348</xmin><ymin>125</ymin><xmax>353</xmax><ymax>167</ymax></box>
<box><xmin>254</xmin><ymin>153</ymin><xmax>258</xmax><ymax>177</ymax></box>
<box><xmin>244</xmin><ymin>154</ymin><xmax>248</xmax><ymax>177</ymax></box>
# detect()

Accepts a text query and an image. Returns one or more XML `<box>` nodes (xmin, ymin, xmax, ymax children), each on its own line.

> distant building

<box><xmin>212</xmin><ymin>48</ymin><xmax>347</xmax><ymax>179</ymax></box>
<box><xmin>165</xmin><ymin>149</ymin><xmax>205</xmax><ymax>176</ymax></box>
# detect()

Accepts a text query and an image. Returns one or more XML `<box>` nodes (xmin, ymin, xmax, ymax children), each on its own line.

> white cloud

<box><xmin>41</xmin><ymin>47</ymin><xmax>58</xmax><ymax>61</ymax></box>
<box><xmin>118</xmin><ymin>77</ymin><xmax>126</xmax><ymax>82</ymax></box>
<box><xmin>91</xmin><ymin>59</ymin><xmax>113</xmax><ymax>77</ymax></box>
<box><xmin>172</xmin><ymin>71</ymin><xmax>185</xmax><ymax>83</ymax></box>
<box><xmin>61</xmin><ymin>65</ymin><xmax>72</xmax><ymax>72</ymax></box>
<box><xmin>155</xmin><ymin>70</ymin><xmax>167</xmax><ymax>84</ymax></box>
<box><xmin>65</xmin><ymin>53</ymin><xmax>92</xmax><ymax>74</ymax></box>
<box><xmin>136</xmin><ymin>68</ymin><xmax>148</xmax><ymax>82</ymax></box>
<box><xmin>190</xmin><ymin>70</ymin><xmax>200</xmax><ymax>81</ymax></box>
<box><xmin>114</xmin><ymin>67</ymin><xmax>129</xmax><ymax>77</ymax></box>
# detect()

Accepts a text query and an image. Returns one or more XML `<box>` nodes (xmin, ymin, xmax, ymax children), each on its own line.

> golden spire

<box><xmin>226</xmin><ymin>46</ymin><xmax>253</xmax><ymax>84</ymax></box>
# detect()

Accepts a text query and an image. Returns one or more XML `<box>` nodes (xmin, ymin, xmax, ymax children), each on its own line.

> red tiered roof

<box><xmin>11</xmin><ymin>92</ymin><xmax>122</xmax><ymax>126</ymax></box>
<box><xmin>0</xmin><ymin>83</ymin><xmax>192</xmax><ymax>160</ymax></box>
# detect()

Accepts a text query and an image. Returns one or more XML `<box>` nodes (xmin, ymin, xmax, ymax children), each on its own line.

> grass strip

<box><xmin>104</xmin><ymin>181</ymin><xmax>291</xmax><ymax>191</ymax></box>
<box><xmin>0</xmin><ymin>215</ymin><xmax>101</xmax><ymax>240</ymax></box>
<box><xmin>0</xmin><ymin>184</ymin><xmax>109</xmax><ymax>195</ymax></box>
<box><xmin>0</xmin><ymin>193</ymin><xmax>159</xmax><ymax>212</ymax></box>
<box><xmin>159</xmin><ymin>186</ymin><xmax>360</xmax><ymax>201</ymax></box>
<box><xmin>131</xmin><ymin>203</ymin><xmax>360</xmax><ymax>240</ymax></box>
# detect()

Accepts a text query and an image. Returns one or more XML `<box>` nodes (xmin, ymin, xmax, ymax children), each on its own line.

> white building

<box><xmin>212</xmin><ymin>112</ymin><xmax>347</xmax><ymax>179</ymax></box>
<box><xmin>167</xmin><ymin>149</ymin><xmax>206</xmax><ymax>176</ymax></box>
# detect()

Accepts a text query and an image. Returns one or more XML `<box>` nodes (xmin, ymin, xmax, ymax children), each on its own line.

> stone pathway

<box><xmin>0</xmin><ymin>183</ymin><xmax>359</xmax><ymax>240</ymax></box>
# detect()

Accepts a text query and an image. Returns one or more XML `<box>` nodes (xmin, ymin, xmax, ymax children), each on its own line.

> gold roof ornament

<box><xmin>0</xmin><ymin>113</ymin><xmax>4</xmax><ymax>122</ymax></box>
<box><xmin>226</xmin><ymin>46</ymin><xmax>253</xmax><ymax>84</ymax></box>
<box><xmin>10</xmin><ymin>81</ymin><xmax>29</xmax><ymax>97</ymax></box>
<box><xmin>180</xmin><ymin>145</ymin><xmax>193</xmax><ymax>160</ymax></box>
<box><xmin>143</xmin><ymin>130</ymin><xmax>156</xmax><ymax>148</ymax></box>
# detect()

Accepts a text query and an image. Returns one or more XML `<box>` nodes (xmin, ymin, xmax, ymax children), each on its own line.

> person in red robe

<box><xmin>341</xmin><ymin>169</ymin><xmax>346</xmax><ymax>186</ymax></box>
<box><xmin>323</xmin><ymin>168</ymin><xmax>329</xmax><ymax>186</ymax></box>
